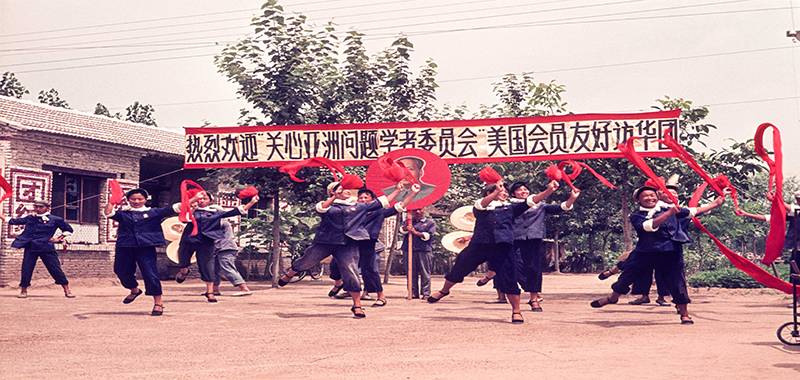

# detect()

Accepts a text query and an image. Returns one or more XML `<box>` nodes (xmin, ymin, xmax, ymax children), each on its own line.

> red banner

<box><xmin>183</xmin><ymin>110</ymin><xmax>680</xmax><ymax>168</ymax></box>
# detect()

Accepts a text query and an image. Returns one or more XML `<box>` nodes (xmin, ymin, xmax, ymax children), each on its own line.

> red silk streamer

<box><xmin>617</xmin><ymin>138</ymin><xmax>680</xmax><ymax>207</ymax></box>
<box><xmin>754</xmin><ymin>123</ymin><xmax>787</xmax><ymax>265</ymax></box>
<box><xmin>279</xmin><ymin>157</ymin><xmax>345</xmax><ymax>183</ymax></box>
<box><xmin>0</xmin><ymin>174</ymin><xmax>12</xmax><ymax>204</ymax></box>
<box><xmin>688</xmin><ymin>184</ymin><xmax>798</xmax><ymax>294</ymax></box>
<box><xmin>377</xmin><ymin>156</ymin><xmax>418</xmax><ymax>185</ymax></box>
<box><xmin>556</xmin><ymin>160</ymin><xmax>618</xmax><ymax>191</ymax></box>
<box><xmin>179</xmin><ymin>179</ymin><xmax>205</xmax><ymax>236</ymax></box>
<box><xmin>108</xmin><ymin>179</ymin><xmax>125</xmax><ymax>205</ymax></box>
<box><xmin>237</xmin><ymin>186</ymin><xmax>258</xmax><ymax>200</ymax></box>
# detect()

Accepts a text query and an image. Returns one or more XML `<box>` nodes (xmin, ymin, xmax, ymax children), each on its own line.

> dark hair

<box><xmin>482</xmin><ymin>184</ymin><xmax>498</xmax><ymax>197</ymax></box>
<box><xmin>358</xmin><ymin>188</ymin><xmax>376</xmax><ymax>199</ymax></box>
<box><xmin>508</xmin><ymin>181</ymin><xmax>528</xmax><ymax>196</ymax></box>
<box><xmin>125</xmin><ymin>188</ymin><xmax>149</xmax><ymax>199</ymax></box>
<box><xmin>634</xmin><ymin>186</ymin><xmax>658</xmax><ymax>201</ymax></box>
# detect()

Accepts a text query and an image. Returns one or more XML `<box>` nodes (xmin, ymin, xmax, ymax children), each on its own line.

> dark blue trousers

<box><xmin>612</xmin><ymin>249</ymin><xmax>690</xmax><ymax>304</ymax></box>
<box><xmin>515</xmin><ymin>239</ymin><xmax>544</xmax><ymax>293</ymax></box>
<box><xmin>114</xmin><ymin>246</ymin><xmax>163</xmax><ymax>296</ymax></box>
<box><xmin>446</xmin><ymin>242</ymin><xmax>520</xmax><ymax>295</ymax></box>
<box><xmin>20</xmin><ymin>248</ymin><xmax>69</xmax><ymax>288</ymax></box>
<box><xmin>329</xmin><ymin>239</ymin><xmax>383</xmax><ymax>293</ymax></box>
<box><xmin>177</xmin><ymin>239</ymin><xmax>216</xmax><ymax>282</ymax></box>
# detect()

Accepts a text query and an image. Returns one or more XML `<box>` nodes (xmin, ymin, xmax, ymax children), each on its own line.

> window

<box><xmin>52</xmin><ymin>173</ymin><xmax>101</xmax><ymax>224</ymax></box>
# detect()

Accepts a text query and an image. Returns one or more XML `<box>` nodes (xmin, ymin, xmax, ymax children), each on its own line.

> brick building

<box><xmin>0</xmin><ymin>95</ymin><xmax>197</xmax><ymax>287</ymax></box>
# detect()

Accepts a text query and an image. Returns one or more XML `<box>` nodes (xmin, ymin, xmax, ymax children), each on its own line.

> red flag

<box><xmin>108</xmin><ymin>179</ymin><xmax>125</xmax><ymax>205</ymax></box>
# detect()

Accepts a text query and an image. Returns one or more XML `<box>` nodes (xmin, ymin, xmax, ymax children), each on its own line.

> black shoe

<box><xmin>328</xmin><ymin>284</ymin><xmax>344</xmax><ymax>297</ymax></box>
<box><xmin>511</xmin><ymin>312</ymin><xmax>524</xmax><ymax>324</ymax></box>
<box><xmin>351</xmin><ymin>306</ymin><xmax>366</xmax><ymax>318</ymax></box>
<box><xmin>151</xmin><ymin>304</ymin><xmax>164</xmax><ymax>316</ymax></box>
<box><xmin>175</xmin><ymin>269</ymin><xmax>190</xmax><ymax>284</ymax></box>
<box><xmin>277</xmin><ymin>276</ymin><xmax>290</xmax><ymax>287</ymax></box>
<box><xmin>476</xmin><ymin>277</ymin><xmax>491</xmax><ymax>287</ymax></box>
<box><xmin>427</xmin><ymin>291</ymin><xmax>450</xmax><ymax>303</ymax></box>
<box><xmin>122</xmin><ymin>289</ymin><xmax>143</xmax><ymax>304</ymax></box>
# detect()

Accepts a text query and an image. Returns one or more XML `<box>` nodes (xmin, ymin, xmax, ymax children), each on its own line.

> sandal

<box><xmin>175</xmin><ymin>268</ymin><xmax>190</xmax><ymax>284</ymax></box>
<box><xmin>351</xmin><ymin>306</ymin><xmax>366</xmax><ymax>318</ymax></box>
<box><xmin>151</xmin><ymin>304</ymin><xmax>164</xmax><ymax>316</ymax></box>
<box><xmin>597</xmin><ymin>269</ymin><xmax>615</xmax><ymax>280</ymax></box>
<box><xmin>64</xmin><ymin>292</ymin><xmax>76</xmax><ymax>298</ymax></box>
<box><xmin>476</xmin><ymin>277</ymin><xmax>491</xmax><ymax>287</ymax></box>
<box><xmin>511</xmin><ymin>312</ymin><xmax>524</xmax><ymax>324</ymax></box>
<box><xmin>655</xmin><ymin>298</ymin><xmax>671</xmax><ymax>307</ymax></box>
<box><xmin>528</xmin><ymin>299</ymin><xmax>543</xmax><ymax>312</ymax></box>
<box><xmin>426</xmin><ymin>291</ymin><xmax>450</xmax><ymax>303</ymax></box>
<box><xmin>372</xmin><ymin>298</ymin><xmax>387</xmax><ymax>307</ymax></box>
<box><xmin>123</xmin><ymin>289</ymin><xmax>143</xmax><ymax>304</ymax></box>
<box><xmin>327</xmin><ymin>284</ymin><xmax>344</xmax><ymax>297</ymax></box>
<box><xmin>17</xmin><ymin>292</ymin><xmax>27</xmax><ymax>299</ymax></box>
<box><xmin>680</xmin><ymin>316</ymin><xmax>694</xmax><ymax>325</ymax></box>
<box><xmin>628</xmin><ymin>297</ymin><xmax>650</xmax><ymax>305</ymax></box>
<box><xmin>590</xmin><ymin>297</ymin><xmax>618</xmax><ymax>308</ymax></box>
<box><xmin>277</xmin><ymin>275</ymin><xmax>291</xmax><ymax>287</ymax></box>
<box><xmin>204</xmin><ymin>292</ymin><xmax>218</xmax><ymax>303</ymax></box>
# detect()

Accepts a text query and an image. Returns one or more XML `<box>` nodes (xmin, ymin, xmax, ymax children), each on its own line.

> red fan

<box><xmin>340</xmin><ymin>174</ymin><xmax>364</xmax><ymax>190</ymax></box>
<box><xmin>478</xmin><ymin>166</ymin><xmax>502</xmax><ymax>184</ymax></box>
<box><xmin>0</xmin><ymin>173</ymin><xmax>12</xmax><ymax>204</ymax></box>
<box><xmin>108</xmin><ymin>179</ymin><xmax>125</xmax><ymax>205</ymax></box>
<box><xmin>237</xmin><ymin>186</ymin><xmax>258</xmax><ymax>200</ymax></box>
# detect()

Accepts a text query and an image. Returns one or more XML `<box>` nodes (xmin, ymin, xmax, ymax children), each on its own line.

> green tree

<box><xmin>0</xmin><ymin>72</ymin><xmax>29</xmax><ymax>98</ymax></box>
<box><xmin>94</xmin><ymin>102</ymin><xmax>113</xmax><ymax>117</ymax></box>
<box><xmin>124</xmin><ymin>101</ymin><xmax>157</xmax><ymax>126</ymax></box>
<box><xmin>37</xmin><ymin>88</ymin><xmax>69</xmax><ymax>108</ymax></box>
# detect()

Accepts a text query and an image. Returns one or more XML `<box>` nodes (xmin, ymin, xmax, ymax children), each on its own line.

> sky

<box><xmin>1</xmin><ymin>0</ymin><xmax>798</xmax><ymax>177</ymax></box>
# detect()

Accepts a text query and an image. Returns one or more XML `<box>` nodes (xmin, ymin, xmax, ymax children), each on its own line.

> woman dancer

<box><xmin>279</xmin><ymin>180</ymin><xmax>416</xmax><ymax>318</ymax></box>
<box><xmin>428</xmin><ymin>171</ymin><xmax>556</xmax><ymax>324</ymax></box>
<box><xmin>175</xmin><ymin>190</ymin><xmax>259</xmax><ymax>303</ymax></box>
<box><xmin>104</xmin><ymin>188</ymin><xmax>181</xmax><ymax>316</ymax></box>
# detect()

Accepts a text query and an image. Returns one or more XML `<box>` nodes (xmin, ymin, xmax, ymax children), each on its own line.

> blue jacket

<box><xmin>630</xmin><ymin>206</ymin><xmax>693</xmax><ymax>253</ymax></box>
<box><xmin>313</xmin><ymin>197</ymin><xmax>389</xmax><ymax>246</ymax></box>
<box><xmin>400</xmin><ymin>217</ymin><xmax>437</xmax><ymax>252</ymax></box>
<box><xmin>180</xmin><ymin>206</ymin><xmax>244</xmax><ymax>244</ymax></box>
<box><xmin>512</xmin><ymin>199</ymin><xmax>572</xmax><ymax>240</ymax></box>
<box><xmin>471</xmin><ymin>197</ymin><xmax>535</xmax><ymax>245</ymax></box>
<box><xmin>364</xmin><ymin>207</ymin><xmax>399</xmax><ymax>240</ymax></box>
<box><xmin>8</xmin><ymin>214</ymin><xmax>73</xmax><ymax>252</ymax></box>
<box><xmin>109</xmin><ymin>205</ymin><xmax>178</xmax><ymax>248</ymax></box>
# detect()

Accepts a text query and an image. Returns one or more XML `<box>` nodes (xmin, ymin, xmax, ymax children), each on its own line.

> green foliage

<box><xmin>124</xmin><ymin>101</ymin><xmax>157</xmax><ymax>126</ymax></box>
<box><xmin>688</xmin><ymin>265</ymin><xmax>790</xmax><ymax>288</ymax></box>
<box><xmin>0</xmin><ymin>72</ymin><xmax>29</xmax><ymax>98</ymax></box>
<box><xmin>94</xmin><ymin>103</ymin><xmax>112</xmax><ymax>117</ymax></box>
<box><xmin>37</xmin><ymin>88</ymin><xmax>69</xmax><ymax>108</ymax></box>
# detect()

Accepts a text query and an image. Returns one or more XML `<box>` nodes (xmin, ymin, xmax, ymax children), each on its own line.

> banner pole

<box><xmin>407</xmin><ymin>211</ymin><xmax>413</xmax><ymax>300</ymax></box>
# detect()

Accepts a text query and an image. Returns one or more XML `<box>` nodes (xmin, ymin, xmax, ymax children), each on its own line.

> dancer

<box><xmin>175</xmin><ymin>190</ymin><xmax>259</xmax><ymax>303</ymax></box>
<box><xmin>1</xmin><ymin>200</ymin><xmax>74</xmax><ymax>298</ymax></box>
<box><xmin>590</xmin><ymin>182</ymin><xmax>723</xmax><ymax>324</ymax></box>
<box><xmin>428</xmin><ymin>171</ymin><xmax>556</xmax><ymax>324</ymax></box>
<box><xmin>476</xmin><ymin>181</ymin><xmax>580</xmax><ymax>311</ymax></box>
<box><xmin>327</xmin><ymin>189</ymin><xmax>399</xmax><ymax>306</ymax></box>
<box><xmin>104</xmin><ymin>188</ymin><xmax>180</xmax><ymax>316</ymax></box>
<box><xmin>279</xmin><ymin>180</ymin><xmax>417</xmax><ymax>318</ymax></box>
<box><xmin>400</xmin><ymin>208</ymin><xmax>437</xmax><ymax>300</ymax></box>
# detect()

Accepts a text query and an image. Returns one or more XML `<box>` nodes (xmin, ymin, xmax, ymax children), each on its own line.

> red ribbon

<box><xmin>478</xmin><ymin>166</ymin><xmax>503</xmax><ymax>184</ymax></box>
<box><xmin>179</xmin><ymin>180</ymin><xmax>205</xmax><ymax>236</ymax></box>
<box><xmin>377</xmin><ymin>156</ymin><xmax>418</xmax><ymax>185</ymax></box>
<box><xmin>555</xmin><ymin>160</ymin><xmax>617</xmax><ymax>191</ymax></box>
<box><xmin>754</xmin><ymin>123</ymin><xmax>787</xmax><ymax>265</ymax></box>
<box><xmin>689</xmin><ymin>184</ymin><xmax>798</xmax><ymax>294</ymax></box>
<box><xmin>279</xmin><ymin>157</ymin><xmax>346</xmax><ymax>183</ymax></box>
<box><xmin>0</xmin><ymin>173</ymin><xmax>12</xmax><ymax>204</ymax></box>
<box><xmin>617</xmin><ymin>138</ymin><xmax>680</xmax><ymax>207</ymax></box>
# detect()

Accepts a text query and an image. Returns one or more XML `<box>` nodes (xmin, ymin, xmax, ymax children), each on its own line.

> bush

<box><xmin>688</xmin><ymin>265</ymin><xmax>791</xmax><ymax>288</ymax></box>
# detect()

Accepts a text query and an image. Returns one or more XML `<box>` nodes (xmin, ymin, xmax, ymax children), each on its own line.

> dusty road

<box><xmin>0</xmin><ymin>274</ymin><xmax>798</xmax><ymax>379</ymax></box>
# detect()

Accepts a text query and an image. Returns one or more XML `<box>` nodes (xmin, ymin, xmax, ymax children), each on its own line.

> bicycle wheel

<box><xmin>290</xmin><ymin>271</ymin><xmax>306</xmax><ymax>283</ymax></box>
<box><xmin>777</xmin><ymin>322</ymin><xmax>800</xmax><ymax>346</ymax></box>
<box><xmin>308</xmin><ymin>264</ymin><xmax>324</xmax><ymax>280</ymax></box>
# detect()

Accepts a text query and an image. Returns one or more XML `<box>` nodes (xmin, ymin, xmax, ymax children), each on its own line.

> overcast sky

<box><xmin>1</xmin><ymin>0</ymin><xmax>798</xmax><ymax>177</ymax></box>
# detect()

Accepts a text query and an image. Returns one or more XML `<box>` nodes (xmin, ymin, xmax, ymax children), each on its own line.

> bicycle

<box><xmin>776</xmin><ymin>260</ymin><xmax>800</xmax><ymax>346</ymax></box>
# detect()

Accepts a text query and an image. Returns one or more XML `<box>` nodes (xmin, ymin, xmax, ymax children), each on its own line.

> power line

<box><xmin>12</xmin><ymin>53</ymin><xmax>216</xmax><ymax>74</ymax></box>
<box><xmin>2</xmin><ymin>45</ymin><xmax>220</xmax><ymax>68</ymax></box>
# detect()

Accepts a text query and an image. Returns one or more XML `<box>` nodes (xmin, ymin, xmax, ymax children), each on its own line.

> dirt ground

<box><xmin>0</xmin><ymin>273</ymin><xmax>798</xmax><ymax>379</ymax></box>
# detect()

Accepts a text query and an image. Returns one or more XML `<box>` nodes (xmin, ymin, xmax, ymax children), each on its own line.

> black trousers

<box><xmin>19</xmin><ymin>248</ymin><xmax>69</xmax><ymax>288</ymax></box>
<box><xmin>177</xmin><ymin>239</ymin><xmax>216</xmax><ymax>282</ymax></box>
<box><xmin>114</xmin><ymin>246</ymin><xmax>162</xmax><ymax>296</ymax></box>
<box><xmin>445</xmin><ymin>242</ymin><xmax>520</xmax><ymax>295</ymax></box>
<box><xmin>611</xmin><ymin>249</ymin><xmax>690</xmax><ymax>304</ymax></box>
<box><xmin>330</xmin><ymin>239</ymin><xmax>384</xmax><ymax>293</ymax></box>
<box><xmin>515</xmin><ymin>239</ymin><xmax>544</xmax><ymax>293</ymax></box>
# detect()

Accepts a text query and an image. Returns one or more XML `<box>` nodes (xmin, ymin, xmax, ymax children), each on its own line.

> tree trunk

<box><xmin>554</xmin><ymin>230</ymin><xmax>561</xmax><ymax>274</ymax></box>
<box><xmin>270</xmin><ymin>189</ymin><xmax>281</xmax><ymax>287</ymax></box>
<box><xmin>620</xmin><ymin>168</ymin><xmax>634</xmax><ymax>252</ymax></box>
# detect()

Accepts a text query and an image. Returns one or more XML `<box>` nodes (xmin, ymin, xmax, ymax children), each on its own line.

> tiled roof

<box><xmin>0</xmin><ymin>95</ymin><xmax>184</xmax><ymax>156</ymax></box>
